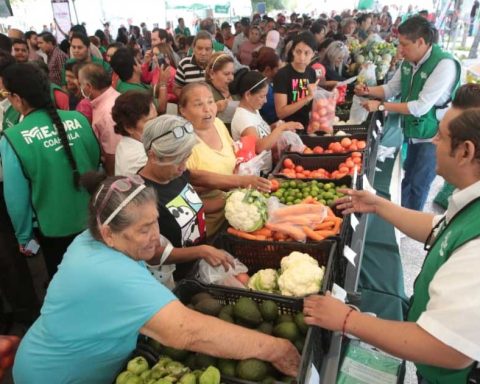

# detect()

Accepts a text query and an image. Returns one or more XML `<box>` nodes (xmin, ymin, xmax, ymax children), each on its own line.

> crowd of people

<box><xmin>0</xmin><ymin>6</ymin><xmax>479</xmax><ymax>384</ymax></box>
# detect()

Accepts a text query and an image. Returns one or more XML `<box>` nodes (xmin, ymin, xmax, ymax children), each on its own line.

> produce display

<box><xmin>227</xmin><ymin>199</ymin><xmax>343</xmax><ymax>242</ymax></box>
<box><xmin>349</xmin><ymin>39</ymin><xmax>396</xmax><ymax>81</ymax></box>
<box><xmin>269</xmin><ymin>179</ymin><xmax>348</xmax><ymax>206</ymax></box>
<box><xmin>247</xmin><ymin>252</ymin><xmax>325</xmax><ymax>297</ymax></box>
<box><xmin>307</xmin><ymin>95</ymin><xmax>336</xmax><ymax>134</ymax></box>
<box><xmin>116</xmin><ymin>355</ymin><xmax>220</xmax><ymax>384</ymax></box>
<box><xmin>141</xmin><ymin>293</ymin><xmax>309</xmax><ymax>383</ymax></box>
<box><xmin>279</xmin><ymin>154</ymin><xmax>362</xmax><ymax>179</ymax></box>
<box><xmin>302</xmin><ymin>138</ymin><xmax>366</xmax><ymax>155</ymax></box>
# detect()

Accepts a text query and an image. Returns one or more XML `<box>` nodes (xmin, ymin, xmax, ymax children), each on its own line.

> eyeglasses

<box><xmin>147</xmin><ymin>122</ymin><xmax>194</xmax><ymax>150</ymax></box>
<box><xmin>0</xmin><ymin>89</ymin><xmax>11</xmax><ymax>98</ymax></box>
<box><xmin>94</xmin><ymin>175</ymin><xmax>146</xmax><ymax>227</ymax></box>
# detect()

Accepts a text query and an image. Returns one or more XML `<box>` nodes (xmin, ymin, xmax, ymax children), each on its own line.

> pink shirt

<box><xmin>90</xmin><ymin>87</ymin><xmax>122</xmax><ymax>155</ymax></box>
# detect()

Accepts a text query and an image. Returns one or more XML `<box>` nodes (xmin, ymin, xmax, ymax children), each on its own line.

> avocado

<box><xmin>294</xmin><ymin>313</ymin><xmax>308</xmax><ymax>335</ymax></box>
<box><xmin>219</xmin><ymin>304</ymin><xmax>234</xmax><ymax>317</ymax></box>
<box><xmin>217</xmin><ymin>359</ymin><xmax>237</xmax><ymax>376</ymax></box>
<box><xmin>256</xmin><ymin>322</ymin><xmax>273</xmax><ymax>335</ymax></box>
<box><xmin>233</xmin><ymin>297</ymin><xmax>263</xmax><ymax>326</ymax></box>
<box><xmin>191</xmin><ymin>292</ymin><xmax>215</xmax><ymax>306</ymax></box>
<box><xmin>218</xmin><ymin>311</ymin><xmax>234</xmax><ymax>323</ymax></box>
<box><xmin>163</xmin><ymin>347</ymin><xmax>190</xmax><ymax>362</ymax></box>
<box><xmin>194</xmin><ymin>298</ymin><xmax>223</xmax><ymax>316</ymax></box>
<box><xmin>273</xmin><ymin>322</ymin><xmax>300</xmax><ymax>342</ymax></box>
<box><xmin>261</xmin><ymin>376</ymin><xmax>277</xmax><ymax>384</ymax></box>
<box><xmin>236</xmin><ymin>359</ymin><xmax>269</xmax><ymax>381</ymax></box>
<box><xmin>259</xmin><ymin>300</ymin><xmax>278</xmax><ymax>322</ymax></box>
<box><xmin>193</xmin><ymin>353</ymin><xmax>217</xmax><ymax>369</ymax></box>
<box><xmin>276</xmin><ymin>314</ymin><xmax>293</xmax><ymax>324</ymax></box>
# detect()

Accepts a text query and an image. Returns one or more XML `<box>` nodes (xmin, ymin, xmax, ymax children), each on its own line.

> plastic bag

<box><xmin>147</xmin><ymin>234</ymin><xmax>176</xmax><ymax>290</ymax></box>
<box><xmin>237</xmin><ymin>150</ymin><xmax>271</xmax><ymax>176</ymax></box>
<box><xmin>272</xmin><ymin>131</ymin><xmax>306</xmax><ymax>161</ymax></box>
<box><xmin>197</xmin><ymin>252</ymin><xmax>248</xmax><ymax>289</ymax></box>
<box><xmin>307</xmin><ymin>87</ymin><xmax>337</xmax><ymax>134</ymax></box>
<box><xmin>266</xmin><ymin>201</ymin><xmax>328</xmax><ymax>242</ymax></box>
<box><xmin>234</xmin><ymin>135</ymin><xmax>257</xmax><ymax>163</ymax></box>
<box><xmin>349</xmin><ymin>95</ymin><xmax>369</xmax><ymax>124</ymax></box>
<box><xmin>336</xmin><ymin>84</ymin><xmax>347</xmax><ymax>105</ymax></box>
<box><xmin>356</xmin><ymin>62</ymin><xmax>377</xmax><ymax>87</ymax></box>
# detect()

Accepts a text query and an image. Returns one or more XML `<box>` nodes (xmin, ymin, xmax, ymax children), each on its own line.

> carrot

<box><xmin>266</xmin><ymin>222</ymin><xmax>306</xmax><ymax>241</ymax></box>
<box><xmin>314</xmin><ymin>230</ymin><xmax>338</xmax><ymax>238</ymax></box>
<box><xmin>251</xmin><ymin>227</ymin><xmax>273</xmax><ymax>237</ymax></box>
<box><xmin>302</xmin><ymin>226</ymin><xmax>325</xmax><ymax>241</ymax></box>
<box><xmin>301</xmin><ymin>196</ymin><xmax>315</xmax><ymax>204</ymax></box>
<box><xmin>314</xmin><ymin>221</ymin><xmax>335</xmax><ymax>230</ymax></box>
<box><xmin>227</xmin><ymin>227</ymin><xmax>266</xmax><ymax>241</ymax></box>
<box><xmin>326</xmin><ymin>206</ymin><xmax>336</xmax><ymax>218</ymax></box>
<box><xmin>332</xmin><ymin>217</ymin><xmax>343</xmax><ymax>234</ymax></box>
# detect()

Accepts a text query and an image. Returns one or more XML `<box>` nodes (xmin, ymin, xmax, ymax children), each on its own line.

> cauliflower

<box><xmin>278</xmin><ymin>264</ymin><xmax>325</xmax><ymax>297</ymax></box>
<box><xmin>225</xmin><ymin>189</ymin><xmax>268</xmax><ymax>232</ymax></box>
<box><xmin>248</xmin><ymin>269</ymin><xmax>279</xmax><ymax>293</ymax></box>
<box><xmin>280</xmin><ymin>252</ymin><xmax>319</xmax><ymax>273</ymax></box>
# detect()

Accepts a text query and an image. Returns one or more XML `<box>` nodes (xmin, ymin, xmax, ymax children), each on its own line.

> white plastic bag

<box><xmin>349</xmin><ymin>95</ymin><xmax>369</xmax><ymax>124</ymax></box>
<box><xmin>196</xmin><ymin>252</ymin><xmax>249</xmax><ymax>289</ymax></box>
<box><xmin>272</xmin><ymin>131</ymin><xmax>306</xmax><ymax>161</ymax></box>
<box><xmin>147</xmin><ymin>234</ymin><xmax>176</xmax><ymax>290</ymax></box>
<box><xmin>237</xmin><ymin>150</ymin><xmax>271</xmax><ymax>176</ymax></box>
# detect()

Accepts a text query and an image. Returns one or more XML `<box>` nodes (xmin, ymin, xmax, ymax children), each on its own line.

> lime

<box><xmin>323</xmin><ymin>183</ymin><xmax>331</xmax><ymax>190</ymax></box>
<box><xmin>328</xmin><ymin>182</ymin><xmax>336</xmax><ymax>189</ymax></box>
<box><xmin>294</xmin><ymin>199</ymin><xmax>302</xmax><ymax>204</ymax></box>
<box><xmin>336</xmin><ymin>192</ymin><xmax>344</xmax><ymax>198</ymax></box>
<box><xmin>318</xmin><ymin>182</ymin><xmax>324</xmax><ymax>188</ymax></box>
<box><xmin>311</xmin><ymin>190</ymin><xmax>318</xmax><ymax>197</ymax></box>
<box><xmin>319</xmin><ymin>199</ymin><xmax>327</xmax><ymax>205</ymax></box>
<box><xmin>286</xmin><ymin>196</ymin><xmax>294</xmax><ymax>202</ymax></box>
<box><xmin>286</xmin><ymin>201</ymin><xmax>293</xmax><ymax>205</ymax></box>
<box><xmin>323</xmin><ymin>192</ymin><xmax>334</xmax><ymax>200</ymax></box>
<box><xmin>326</xmin><ymin>199</ymin><xmax>334</xmax><ymax>206</ymax></box>
<box><xmin>289</xmin><ymin>181</ymin><xmax>297</xmax><ymax>188</ymax></box>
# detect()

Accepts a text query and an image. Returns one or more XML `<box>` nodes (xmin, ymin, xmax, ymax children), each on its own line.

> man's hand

<box><xmin>362</xmin><ymin>99</ymin><xmax>381</xmax><ymax>112</ymax></box>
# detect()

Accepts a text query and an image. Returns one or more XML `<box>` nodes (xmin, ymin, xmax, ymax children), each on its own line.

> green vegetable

<box><xmin>199</xmin><ymin>366</ymin><xmax>221</xmax><ymax>384</ymax></box>
<box><xmin>194</xmin><ymin>298</ymin><xmax>222</xmax><ymax>316</ymax></box>
<box><xmin>127</xmin><ymin>356</ymin><xmax>149</xmax><ymax>375</ymax></box>
<box><xmin>233</xmin><ymin>297</ymin><xmax>263</xmax><ymax>326</ymax></box>
<box><xmin>247</xmin><ymin>269</ymin><xmax>279</xmax><ymax>293</ymax></box>
<box><xmin>236</xmin><ymin>359</ymin><xmax>269</xmax><ymax>381</ymax></box>
<box><xmin>217</xmin><ymin>359</ymin><xmax>237</xmax><ymax>376</ymax></box>
<box><xmin>259</xmin><ymin>300</ymin><xmax>278</xmax><ymax>322</ymax></box>
<box><xmin>273</xmin><ymin>322</ymin><xmax>300</xmax><ymax>342</ymax></box>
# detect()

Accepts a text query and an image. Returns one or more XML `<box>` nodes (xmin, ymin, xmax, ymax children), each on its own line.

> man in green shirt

<box><xmin>62</xmin><ymin>32</ymin><xmax>111</xmax><ymax>86</ymax></box>
<box><xmin>174</xmin><ymin>18</ymin><xmax>191</xmax><ymax>37</ymax></box>
<box><xmin>304</xmin><ymin>88</ymin><xmax>480</xmax><ymax>383</ymax></box>
<box><xmin>110</xmin><ymin>47</ymin><xmax>150</xmax><ymax>94</ymax></box>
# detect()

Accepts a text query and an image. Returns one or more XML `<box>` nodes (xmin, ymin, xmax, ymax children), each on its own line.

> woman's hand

<box><xmin>354</xmin><ymin>83</ymin><xmax>370</xmax><ymax>96</ymax></box>
<box><xmin>239</xmin><ymin>176</ymin><xmax>271</xmax><ymax>193</ymax></box>
<box><xmin>158</xmin><ymin>65</ymin><xmax>171</xmax><ymax>84</ymax></box>
<box><xmin>279</xmin><ymin>121</ymin><xmax>303</xmax><ymax>131</ymax></box>
<box><xmin>199</xmin><ymin>245</ymin><xmax>235</xmax><ymax>271</ymax></box>
<box><xmin>335</xmin><ymin>188</ymin><xmax>378</xmax><ymax>215</ymax></box>
<box><xmin>270</xmin><ymin>339</ymin><xmax>301</xmax><ymax>377</ymax></box>
<box><xmin>144</xmin><ymin>49</ymin><xmax>153</xmax><ymax>65</ymax></box>
<box><xmin>303</xmin><ymin>292</ymin><xmax>352</xmax><ymax>332</ymax></box>
<box><xmin>216</xmin><ymin>98</ymin><xmax>230</xmax><ymax>113</ymax></box>
<box><xmin>307</xmin><ymin>79</ymin><xmax>320</xmax><ymax>99</ymax></box>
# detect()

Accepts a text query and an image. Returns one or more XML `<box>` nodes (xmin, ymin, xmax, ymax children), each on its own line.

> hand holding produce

<box><xmin>239</xmin><ymin>175</ymin><xmax>271</xmax><ymax>193</ymax></box>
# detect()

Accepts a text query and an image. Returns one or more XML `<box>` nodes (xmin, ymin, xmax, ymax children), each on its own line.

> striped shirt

<box><xmin>47</xmin><ymin>46</ymin><xmax>68</xmax><ymax>87</ymax></box>
<box><xmin>174</xmin><ymin>56</ymin><xmax>205</xmax><ymax>87</ymax></box>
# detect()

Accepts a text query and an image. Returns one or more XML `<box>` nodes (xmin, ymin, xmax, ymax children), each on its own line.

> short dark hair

<box><xmin>110</xmin><ymin>47</ymin><xmax>135</xmax><ymax>81</ymax></box>
<box><xmin>79</xmin><ymin>63</ymin><xmax>111</xmax><ymax>90</ymax></box>
<box><xmin>112</xmin><ymin>91</ymin><xmax>153</xmax><ymax>136</ymax></box>
<box><xmin>230</xmin><ymin>68</ymin><xmax>267</xmax><ymax>96</ymax></box>
<box><xmin>178</xmin><ymin>18</ymin><xmax>184</xmax><ymax>23</ymax></box>
<box><xmin>0</xmin><ymin>50</ymin><xmax>15</xmax><ymax>75</ymax></box>
<box><xmin>24</xmin><ymin>31</ymin><xmax>37</xmax><ymax>41</ymax></box>
<box><xmin>70</xmin><ymin>32</ymin><xmax>90</xmax><ymax>47</ymax></box>
<box><xmin>11</xmin><ymin>38</ymin><xmax>28</xmax><ymax>49</ymax></box>
<box><xmin>193</xmin><ymin>31</ymin><xmax>212</xmax><ymax>47</ymax></box>
<box><xmin>452</xmin><ymin>84</ymin><xmax>480</xmax><ymax>109</ymax></box>
<box><xmin>152</xmin><ymin>28</ymin><xmax>168</xmax><ymax>41</ymax></box>
<box><xmin>448</xmin><ymin>108</ymin><xmax>480</xmax><ymax>162</ymax></box>
<box><xmin>38</xmin><ymin>31</ymin><xmax>57</xmax><ymax>46</ymax></box>
<box><xmin>310</xmin><ymin>21</ymin><xmax>327</xmax><ymax>35</ymax></box>
<box><xmin>398</xmin><ymin>15</ymin><xmax>437</xmax><ymax>45</ymax></box>
<box><xmin>70</xmin><ymin>24</ymin><xmax>87</xmax><ymax>36</ymax></box>
<box><xmin>0</xmin><ymin>34</ymin><xmax>12</xmax><ymax>52</ymax></box>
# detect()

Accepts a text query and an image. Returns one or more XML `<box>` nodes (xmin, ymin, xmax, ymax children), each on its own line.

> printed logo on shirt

<box><xmin>291</xmin><ymin>78</ymin><xmax>310</xmax><ymax>102</ymax></box>
<box><xmin>439</xmin><ymin>231</ymin><xmax>451</xmax><ymax>258</ymax></box>
<box><xmin>402</xmin><ymin>65</ymin><xmax>411</xmax><ymax>75</ymax></box>
<box><xmin>20</xmin><ymin>118</ymin><xmax>83</xmax><ymax>150</ymax></box>
<box><xmin>166</xmin><ymin>184</ymin><xmax>206</xmax><ymax>246</ymax></box>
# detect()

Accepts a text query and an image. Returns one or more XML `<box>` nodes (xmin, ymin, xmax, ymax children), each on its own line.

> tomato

<box><xmin>340</xmin><ymin>137</ymin><xmax>352</xmax><ymax>148</ymax></box>
<box><xmin>303</xmin><ymin>147</ymin><xmax>314</xmax><ymax>154</ymax></box>
<box><xmin>351</xmin><ymin>151</ymin><xmax>362</xmax><ymax>158</ymax></box>
<box><xmin>349</xmin><ymin>144</ymin><xmax>358</xmax><ymax>151</ymax></box>
<box><xmin>303</xmin><ymin>170</ymin><xmax>311</xmax><ymax>176</ymax></box>
<box><xmin>270</xmin><ymin>179</ymin><xmax>280</xmax><ymax>192</ymax></box>
<box><xmin>295</xmin><ymin>165</ymin><xmax>304</xmax><ymax>173</ymax></box>
<box><xmin>331</xmin><ymin>142</ymin><xmax>343</xmax><ymax>153</ymax></box>
<box><xmin>352</xmin><ymin>157</ymin><xmax>362</xmax><ymax>164</ymax></box>
<box><xmin>235</xmin><ymin>273</ymin><xmax>250</xmax><ymax>286</ymax></box>
<box><xmin>296</xmin><ymin>173</ymin><xmax>306</xmax><ymax>178</ymax></box>
<box><xmin>324</xmin><ymin>149</ymin><xmax>334</xmax><ymax>154</ymax></box>
<box><xmin>283</xmin><ymin>158</ymin><xmax>295</xmax><ymax>169</ymax></box>
<box><xmin>336</xmin><ymin>172</ymin><xmax>348</xmax><ymax>179</ymax></box>
<box><xmin>339</xmin><ymin>166</ymin><xmax>349</xmax><ymax>173</ymax></box>
<box><xmin>357</xmin><ymin>140</ymin><xmax>366</xmax><ymax>149</ymax></box>
<box><xmin>345</xmin><ymin>160</ymin><xmax>355</xmax><ymax>168</ymax></box>
<box><xmin>313</xmin><ymin>146</ymin><xmax>324</xmax><ymax>154</ymax></box>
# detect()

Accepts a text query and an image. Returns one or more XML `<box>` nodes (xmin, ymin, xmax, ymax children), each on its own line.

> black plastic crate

<box><xmin>216</xmin><ymin>235</ymin><xmax>336</xmax><ymax>294</ymax></box>
<box><xmin>272</xmin><ymin>153</ymin><xmax>365</xmax><ymax>184</ymax></box>
<box><xmin>173</xmin><ymin>280</ymin><xmax>327</xmax><ymax>384</ymax></box>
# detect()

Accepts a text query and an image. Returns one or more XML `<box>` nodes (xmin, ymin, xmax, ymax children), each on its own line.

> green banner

<box><xmin>358</xmin><ymin>0</ymin><xmax>374</xmax><ymax>10</ymax></box>
<box><xmin>214</xmin><ymin>4</ymin><xmax>230</xmax><ymax>13</ymax></box>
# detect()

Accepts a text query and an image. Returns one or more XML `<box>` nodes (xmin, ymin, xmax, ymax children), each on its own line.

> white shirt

<box><xmin>114</xmin><ymin>136</ymin><xmax>147</xmax><ymax>176</ymax></box>
<box><xmin>231</xmin><ymin>106</ymin><xmax>272</xmax><ymax>172</ymax></box>
<box><xmin>417</xmin><ymin>179</ymin><xmax>480</xmax><ymax>361</ymax></box>
<box><xmin>382</xmin><ymin>46</ymin><xmax>458</xmax><ymax>120</ymax></box>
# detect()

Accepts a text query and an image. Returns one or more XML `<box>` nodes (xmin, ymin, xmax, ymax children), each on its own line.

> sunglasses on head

<box><xmin>147</xmin><ymin>122</ymin><xmax>194</xmax><ymax>150</ymax></box>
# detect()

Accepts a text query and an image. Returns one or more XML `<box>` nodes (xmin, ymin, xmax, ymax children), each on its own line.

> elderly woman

<box><xmin>139</xmin><ymin>114</ymin><xmax>233</xmax><ymax>281</ymax></box>
<box><xmin>231</xmin><ymin>70</ymin><xmax>302</xmax><ymax>173</ymax></box>
<box><xmin>205</xmin><ymin>52</ymin><xmax>240</xmax><ymax>129</ymax></box>
<box><xmin>13</xmin><ymin>173</ymin><xmax>300</xmax><ymax>383</ymax></box>
<box><xmin>113</xmin><ymin>90</ymin><xmax>157</xmax><ymax>176</ymax></box>
<box><xmin>320</xmin><ymin>40</ymin><xmax>349</xmax><ymax>85</ymax></box>
<box><xmin>179</xmin><ymin>82</ymin><xmax>271</xmax><ymax>236</ymax></box>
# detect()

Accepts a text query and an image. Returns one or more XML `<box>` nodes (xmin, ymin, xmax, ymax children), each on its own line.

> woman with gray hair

<box><xmin>13</xmin><ymin>171</ymin><xmax>300</xmax><ymax>383</ymax></box>
<box><xmin>320</xmin><ymin>40</ymin><xmax>349</xmax><ymax>86</ymax></box>
<box><xmin>139</xmin><ymin>114</ymin><xmax>233</xmax><ymax>281</ymax></box>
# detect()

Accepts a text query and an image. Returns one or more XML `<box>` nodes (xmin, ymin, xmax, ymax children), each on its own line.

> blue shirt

<box><xmin>13</xmin><ymin>230</ymin><xmax>177</xmax><ymax>384</ymax></box>
<box><xmin>260</xmin><ymin>83</ymin><xmax>278</xmax><ymax>125</ymax></box>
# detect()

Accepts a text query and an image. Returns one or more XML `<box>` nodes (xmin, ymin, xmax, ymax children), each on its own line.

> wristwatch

<box><xmin>378</xmin><ymin>102</ymin><xmax>385</xmax><ymax>112</ymax></box>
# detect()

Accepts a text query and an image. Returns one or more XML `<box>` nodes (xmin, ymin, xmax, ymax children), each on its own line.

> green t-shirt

<box><xmin>115</xmin><ymin>80</ymin><xmax>152</xmax><ymax>94</ymax></box>
<box><xmin>62</xmin><ymin>56</ymin><xmax>111</xmax><ymax>86</ymax></box>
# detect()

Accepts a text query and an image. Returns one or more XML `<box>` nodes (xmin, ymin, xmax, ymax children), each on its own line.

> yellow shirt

<box><xmin>187</xmin><ymin>118</ymin><xmax>237</xmax><ymax>236</ymax></box>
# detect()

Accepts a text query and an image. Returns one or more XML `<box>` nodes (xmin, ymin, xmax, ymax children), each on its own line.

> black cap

<box><xmin>221</xmin><ymin>21</ymin><xmax>231</xmax><ymax>30</ymax></box>
<box><xmin>240</xmin><ymin>17</ymin><xmax>250</xmax><ymax>27</ymax></box>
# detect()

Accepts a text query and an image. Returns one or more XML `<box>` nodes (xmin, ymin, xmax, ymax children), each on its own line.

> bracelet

<box><xmin>342</xmin><ymin>308</ymin><xmax>355</xmax><ymax>336</ymax></box>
